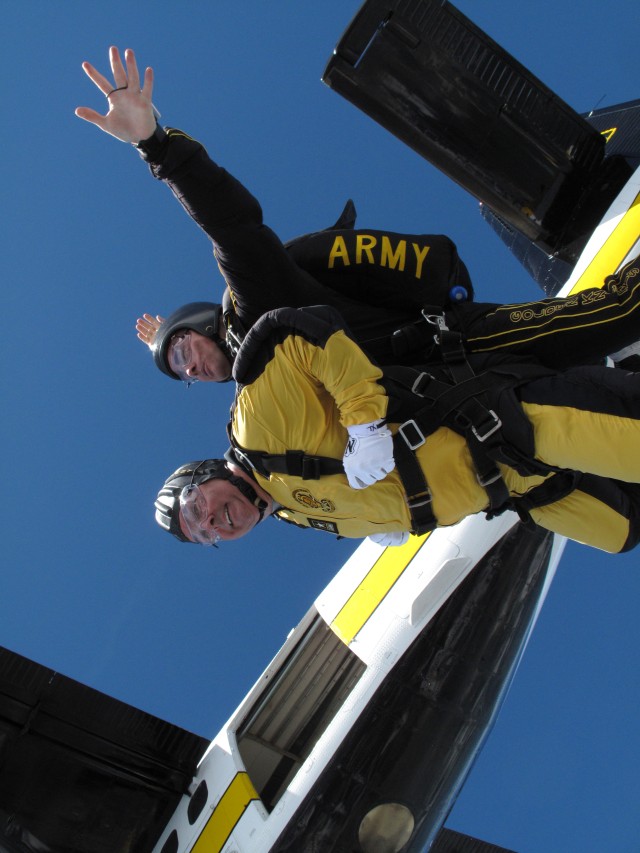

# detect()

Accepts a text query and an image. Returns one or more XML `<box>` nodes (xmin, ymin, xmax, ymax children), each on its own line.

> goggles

<box><xmin>179</xmin><ymin>483</ymin><xmax>220</xmax><ymax>546</ymax></box>
<box><xmin>167</xmin><ymin>332</ymin><xmax>198</xmax><ymax>386</ymax></box>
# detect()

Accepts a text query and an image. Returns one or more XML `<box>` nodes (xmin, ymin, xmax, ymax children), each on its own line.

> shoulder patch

<box><xmin>308</xmin><ymin>518</ymin><xmax>340</xmax><ymax>534</ymax></box>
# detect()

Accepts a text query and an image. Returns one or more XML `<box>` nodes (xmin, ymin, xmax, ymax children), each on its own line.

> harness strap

<box><xmin>388</xmin><ymin>363</ymin><xmax>514</xmax><ymax>516</ymax></box>
<box><xmin>394</xmin><ymin>423</ymin><xmax>580</xmax><ymax>534</ymax></box>
<box><xmin>506</xmin><ymin>470</ymin><xmax>581</xmax><ymax>526</ymax></box>
<box><xmin>391</xmin><ymin>320</ymin><xmax>437</xmax><ymax>359</ymax></box>
<box><xmin>385</xmin><ymin>299</ymin><xmax>562</xmax><ymax>516</ymax></box>
<box><xmin>222</xmin><ymin>296</ymin><xmax>248</xmax><ymax>359</ymax></box>
<box><xmin>410</xmin><ymin>369</ymin><xmax>503</xmax><ymax>439</ymax></box>
<box><xmin>408</xmin><ymin>316</ymin><xmax>513</xmax><ymax>486</ymax></box>
<box><xmin>392</xmin><ymin>432</ymin><xmax>438</xmax><ymax>535</ymax></box>
<box><xmin>391</xmin><ymin>313</ymin><xmax>514</xmax><ymax>526</ymax></box>
<box><xmin>436</xmin><ymin>325</ymin><xmax>474</xmax><ymax>384</ymax></box>
<box><xmin>395</xmin><ymin>414</ymin><xmax>512</xmax><ymax>523</ymax></box>
<box><xmin>390</xmin><ymin>305</ymin><xmax>450</xmax><ymax>360</ymax></box>
<box><xmin>229</xmin><ymin>439</ymin><xmax>344</xmax><ymax>481</ymax></box>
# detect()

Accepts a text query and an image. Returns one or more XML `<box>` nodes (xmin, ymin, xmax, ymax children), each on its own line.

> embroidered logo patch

<box><xmin>308</xmin><ymin>518</ymin><xmax>339</xmax><ymax>534</ymax></box>
<box><xmin>292</xmin><ymin>488</ymin><xmax>335</xmax><ymax>513</ymax></box>
<box><xmin>344</xmin><ymin>436</ymin><xmax>358</xmax><ymax>457</ymax></box>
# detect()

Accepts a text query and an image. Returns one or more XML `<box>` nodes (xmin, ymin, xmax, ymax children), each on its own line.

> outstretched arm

<box><xmin>76</xmin><ymin>48</ymin><xmax>329</xmax><ymax>333</ymax></box>
<box><xmin>75</xmin><ymin>46</ymin><xmax>156</xmax><ymax>143</ymax></box>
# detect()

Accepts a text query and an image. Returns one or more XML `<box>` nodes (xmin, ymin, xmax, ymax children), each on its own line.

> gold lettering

<box><xmin>356</xmin><ymin>234</ymin><xmax>377</xmax><ymax>264</ymax></box>
<box><xmin>581</xmin><ymin>289</ymin><xmax>607</xmax><ymax>304</ymax></box>
<box><xmin>412</xmin><ymin>243</ymin><xmax>430</xmax><ymax>279</ymax></box>
<box><xmin>328</xmin><ymin>236</ymin><xmax>350</xmax><ymax>268</ymax></box>
<box><xmin>380</xmin><ymin>236</ymin><xmax>406</xmax><ymax>271</ymax></box>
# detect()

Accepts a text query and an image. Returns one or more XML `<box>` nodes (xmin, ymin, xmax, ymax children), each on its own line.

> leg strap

<box><xmin>392</xmin><ymin>432</ymin><xmax>437</xmax><ymax>535</ymax></box>
<box><xmin>508</xmin><ymin>470</ymin><xmax>580</xmax><ymax>526</ymax></box>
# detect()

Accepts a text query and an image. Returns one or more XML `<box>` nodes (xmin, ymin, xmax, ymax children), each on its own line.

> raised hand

<box><xmin>75</xmin><ymin>46</ymin><xmax>157</xmax><ymax>144</ymax></box>
<box><xmin>136</xmin><ymin>313</ymin><xmax>166</xmax><ymax>348</ymax></box>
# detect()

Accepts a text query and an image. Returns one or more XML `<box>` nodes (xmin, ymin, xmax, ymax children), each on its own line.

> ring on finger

<box><xmin>106</xmin><ymin>85</ymin><xmax>129</xmax><ymax>98</ymax></box>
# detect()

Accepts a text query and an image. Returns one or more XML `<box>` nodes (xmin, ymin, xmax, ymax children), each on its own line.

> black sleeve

<box><xmin>140</xmin><ymin>128</ymin><xmax>331</xmax><ymax>328</ymax></box>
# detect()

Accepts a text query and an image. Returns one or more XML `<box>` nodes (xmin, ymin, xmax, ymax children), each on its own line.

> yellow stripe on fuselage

<box><xmin>466</xmin><ymin>187</ymin><xmax>640</xmax><ymax>354</ymax></box>
<box><xmin>568</xmin><ymin>190</ymin><xmax>640</xmax><ymax>295</ymax></box>
<box><xmin>192</xmin><ymin>772</ymin><xmax>260</xmax><ymax>853</ymax></box>
<box><xmin>330</xmin><ymin>533</ymin><xmax>430</xmax><ymax>645</ymax></box>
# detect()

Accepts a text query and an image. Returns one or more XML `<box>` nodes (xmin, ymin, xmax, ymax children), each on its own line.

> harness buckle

<box><xmin>225</xmin><ymin>325</ymin><xmax>244</xmax><ymax>358</ymax></box>
<box><xmin>476</xmin><ymin>468</ymin><xmax>502</xmax><ymax>488</ymax></box>
<box><xmin>410</xmin><ymin>372</ymin><xmax>432</xmax><ymax>396</ymax></box>
<box><xmin>398</xmin><ymin>419</ymin><xmax>426</xmax><ymax>450</ymax></box>
<box><xmin>232</xmin><ymin>447</ymin><xmax>257</xmax><ymax>472</ymax></box>
<box><xmin>407</xmin><ymin>491</ymin><xmax>432</xmax><ymax>509</ymax></box>
<box><xmin>301</xmin><ymin>456</ymin><xmax>321</xmax><ymax>480</ymax></box>
<box><xmin>471</xmin><ymin>410</ymin><xmax>502</xmax><ymax>443</ymax></box>
<box><xmin>422</xmin><ymin>310</ymin><xmax>449</xmax><ymax>332</ymax></box>
<box><xmin>285</xmin><ymin>450</ymin><xmax>322</xmax><ymax>480</ymax></box>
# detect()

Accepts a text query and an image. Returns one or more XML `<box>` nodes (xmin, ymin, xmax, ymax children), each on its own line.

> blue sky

<box><xmin>3</xmin><ymin>2</ymin><xmax>639</xmax><ymax>851</ymax></box>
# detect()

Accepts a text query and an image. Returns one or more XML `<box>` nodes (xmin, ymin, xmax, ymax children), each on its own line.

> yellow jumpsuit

<box><xmin>231</xmin><ymin>306</ymin><xmax>640</xmax><ymax>553</ymax></box>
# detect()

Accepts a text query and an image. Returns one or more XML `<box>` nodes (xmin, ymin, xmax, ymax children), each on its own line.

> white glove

<box><xmin>343</xmin><ymin>420</ymin><xmax>395</xmax><ymax>489</ymax></box>
<box><xmin>368</xmin><ymin>531</ymin><xmax>410</xmax><ymax>547</ymax></box>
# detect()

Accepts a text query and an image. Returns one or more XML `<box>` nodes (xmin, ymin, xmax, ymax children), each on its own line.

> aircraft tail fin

<box><xmin>481</xmin><ymin>98</ymin><xmax>640</xmax><ymax>295</ymax></box>
<box><xmin>323</xmin><ymin>0</ymin><xmax>623</xmax><ymax>260</ymax></box>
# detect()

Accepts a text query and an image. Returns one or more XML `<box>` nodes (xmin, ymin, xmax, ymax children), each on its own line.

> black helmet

<box><xmin>154</xmin><ymin>457</ymin><xmax>268</xmax><ymax>544</ymax></box>
<box><xmin>152</xmin><ymin>302</ymin><xmax>224</xmax><ymax>380</ymax></box>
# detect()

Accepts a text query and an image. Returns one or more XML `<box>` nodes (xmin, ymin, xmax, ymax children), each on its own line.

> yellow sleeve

<box><xmin>283</xmin><ymin>328</ymin><xmax>389</xmax><ymax>427</ymax></box>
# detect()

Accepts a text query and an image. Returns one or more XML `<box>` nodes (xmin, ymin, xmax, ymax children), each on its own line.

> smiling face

<box><xmin>178</xmin><ymin>476</ymin><xmax>263</xmax><ymax>543</ymax></box>
<box><xmin>167</xmin><ymin>329</ymin><xmax>232</xmax><ymax>383</ymax></box>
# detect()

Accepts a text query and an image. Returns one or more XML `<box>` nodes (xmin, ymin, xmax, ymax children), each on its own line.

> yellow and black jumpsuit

<box><xmin>140</xmin><ymin>128</ymin><xmax>640</xmax><ymax>370</ymax></box>
<box><xmin>230</xmin><ymin>306</ymin><xmax>640</xmax><ymax>554</ymax></box>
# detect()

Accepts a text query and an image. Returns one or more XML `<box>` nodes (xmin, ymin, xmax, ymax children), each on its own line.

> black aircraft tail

<box><xmin>482</xmin><ymin>98</ymin><xmax>640</xmax><ymax>295</ymax></box>
<box><xmin>322</xmin><ymin>0</ymin><xmax>633</xmax><ymax>266</ymax></box>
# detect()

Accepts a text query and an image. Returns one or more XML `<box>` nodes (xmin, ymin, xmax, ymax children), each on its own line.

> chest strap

<box><xmin>230</xmin><ymin>441</ymin><xmax>344</xmax><ymax>481</ymax></box>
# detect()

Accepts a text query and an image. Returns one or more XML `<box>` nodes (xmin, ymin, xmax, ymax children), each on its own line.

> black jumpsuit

<box><xmin>141</xmin><ymin>127</ymin><xmax>640</xmax><ymax>370</ymax></box>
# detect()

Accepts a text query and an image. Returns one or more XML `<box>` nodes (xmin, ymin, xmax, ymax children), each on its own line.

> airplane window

<box><xmin>160</xmin><ymin>829</ymin><xmax>179</xmax><ymax>853</ymax></box>
<box><xmin>236</xmin><ymin>613</ymin><xmax>365</xmax><ymax>811</ymax></box>
<box><xmin>187</xmin><ymin>780</ymin><xmax>208</xmax><ymax>824</ymax></box>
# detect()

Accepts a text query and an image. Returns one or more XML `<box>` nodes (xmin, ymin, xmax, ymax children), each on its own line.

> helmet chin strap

<box><xmin>225</xmin><ymin>471</ymin><xmax>268</xmax><ymax>521</ymax></box>
<box><xmin>217</xmin><ymin>337</ymin><xmax>236</xmax><ymax>383</ymax></box>
<box><xmin>221</xmin><ymin>448</ymin><xmax>268</xmax><ymax>520</ymax></box>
